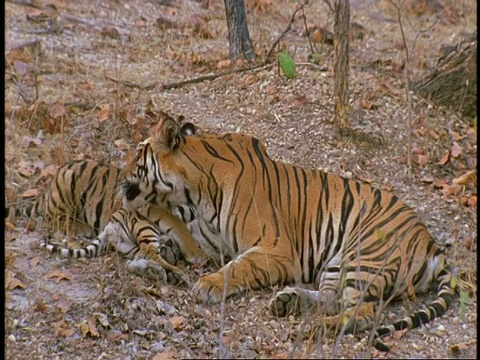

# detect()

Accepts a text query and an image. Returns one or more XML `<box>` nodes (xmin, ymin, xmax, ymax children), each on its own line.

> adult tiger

<box><xmin>28</xmin><ymin>159</ymin><xmax>205</xmax><ymax>283</ymax></box>
<box><xmin>121</xmin><ymin>117</ymin><xmax>455</xmax><ymax>351</ymax></box>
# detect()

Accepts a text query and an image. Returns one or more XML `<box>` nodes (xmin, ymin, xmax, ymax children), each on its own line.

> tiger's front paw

<box><xmin>192</xmin><ymin>273</ymin><xmax>226</xmax><ymax>304</ymax></box>
<box><xmin>182</xmin><ymin>242</ymin><xmax>207</xmax><ymax>265</ymax></box>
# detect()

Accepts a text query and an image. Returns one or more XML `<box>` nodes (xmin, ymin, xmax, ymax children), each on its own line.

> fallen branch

<box><xmin>105</xmin><ymin>62</ymin><xmax>274</xmax><ymax>91</ymax></box>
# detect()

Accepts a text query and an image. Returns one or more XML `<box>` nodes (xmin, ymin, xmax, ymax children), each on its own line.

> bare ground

<box><xmin>5</xmin><ymin>0</ymin><xmax>477</xmax><ymax>359</ymax></box>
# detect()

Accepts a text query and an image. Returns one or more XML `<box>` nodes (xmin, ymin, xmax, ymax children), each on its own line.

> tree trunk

<box><xmin>413</xmin><ymin>31</ymin><xmax>477</xmax><ymax>122</ymax></box>
<box><xmin>333</xmin><ymin>0</ymin><xmax>350</xmax><ymax>131</ymax></box>
<box><xmin>224</xmin><ymin>0</ymin><xmax>255</xmax><ymax>61</ymax></box>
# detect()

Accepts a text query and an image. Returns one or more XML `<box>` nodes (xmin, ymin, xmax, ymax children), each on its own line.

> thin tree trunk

<box><xmin>333</xmin><ymin>0</ymin><xmax>351</xmax><ymax>131</ymax></box>
<box><xmin>224</xmin><ymin>0</ymin><xmax>255</xmax><ymax>61</ymax></box>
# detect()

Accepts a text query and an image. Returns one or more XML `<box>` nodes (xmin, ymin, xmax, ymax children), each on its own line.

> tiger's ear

<box><xmin>180</xmin><ymin>122</ymin><xmax>196</xmax><ymax>136</ymax></box>
<box><xmin>155</xmin><ymin>116</ymin><xmax>182</xmax><ymax>150</ymax></box>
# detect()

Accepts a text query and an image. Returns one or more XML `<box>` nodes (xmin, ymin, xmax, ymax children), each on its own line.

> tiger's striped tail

<box><xmin>372</xmin><ymin>268</ymin><xmax>455</xmax><ymax>351</ymax></box>
<box><xmin>40</xmin><ymin>236</ymin><xmax>109</xmax><ymax>258</ymax></box>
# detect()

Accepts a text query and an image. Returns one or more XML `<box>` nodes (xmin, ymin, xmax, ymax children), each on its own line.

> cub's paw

<box><xmin>126</xmin><ymin>259</ymin><xmax>167</xmax><ymax>282</ymax></box>
<box><xmin>159</xmin><ymin>235</ymin><xmax>184</xmax><ymax>266</ymax></box>
<box><xmin>192</xmin><ymin>273</ymin><xmax>225</xmax><ymax>304</ymax></box>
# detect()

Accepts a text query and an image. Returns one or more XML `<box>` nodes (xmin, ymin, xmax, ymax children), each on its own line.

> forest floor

<box><xmin>5</xmin><ymin>0</ymin><xmax>477</xmax><ymax>359</ymax></box>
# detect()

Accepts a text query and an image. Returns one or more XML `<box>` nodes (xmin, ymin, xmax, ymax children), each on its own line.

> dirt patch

<box><xmin>5</xmin><ymin>0</ymin><xmax>477</xmax><ymax>359</ymax></box>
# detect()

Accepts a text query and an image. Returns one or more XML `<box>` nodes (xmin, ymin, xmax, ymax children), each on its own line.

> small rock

<box><xmin>430</xmin><ymin>324</ymin><xmax>446</xmax><ymax>336</ymax></box>
<box><xmin>269</xmin><ymin>320</ymin><xmax>280</xmax><ymax>329</ymax></box>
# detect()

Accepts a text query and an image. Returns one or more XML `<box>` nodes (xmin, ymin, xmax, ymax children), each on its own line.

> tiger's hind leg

<box><xmin>270</xmin><ymin>262</ymin><xmax>380</xmax><ymax>335</ymax></box>
<box><xmin>269</xmin><ymin>286</ymin><xmax>339</xmax><ymax>318</ymax></box>
<box><xmin>270</xmin><ymin>285</ymin><xmax>376</xmax><ymax>335</ymax></box>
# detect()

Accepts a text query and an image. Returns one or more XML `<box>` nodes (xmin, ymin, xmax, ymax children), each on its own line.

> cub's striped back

<box><xmin>29</xmin><ymin>159</ymin><xmax>205</xmax><ymax>283</ymax></box>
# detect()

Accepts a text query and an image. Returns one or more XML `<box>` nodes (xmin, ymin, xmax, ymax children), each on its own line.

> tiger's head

<box><xmin>121</xmin><ymin>114</ymin><xmax>269</xmax><ymax>222</ymax></box>
<box><xmin>120</xmin><ymin>117</ymin><xmax>197</xmax><ymax>210</ymax></box>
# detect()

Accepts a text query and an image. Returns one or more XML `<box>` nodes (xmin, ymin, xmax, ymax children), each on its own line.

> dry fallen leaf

<box><xmin>6</xmin><ymin>270</ymin><xmax>27</xmax><ymax>290</ymax></box>
<box><xmin>441</xmin><ymin>184</ymin><xmax>463</xmax><ymax>197</ymax></box>
<box><xmin>244</xmin><ymin>74</ymin><xmax>259</xmax><ymax>85</ymax></box>
<box><xmin>6</xmin><ymin>221</ymin><xmax>16</xmax><ymax>232</ymax></box>
<box><xmin>46</xmin><ymin>270</ymin><xmax>71</xmax><ymax>282</ymax></box>
<box><xmin>49</xmin><ymin>102</ymin><xmax>67</xmax><ymax>120</ymax></box>
<box><xmin>467</xmin><ymin>195</ymin><xmax>477</xmax><ymax>207</ymax></box>
<box><xmin>98</xmin><ymin>104</ymin><xmax>110</xmax><ymax>123</ymax></box>
<box><xmin>362</xmin><ymin>99</ymin><xmax>374</xmax><ymax>110</ymax></box>
<box><xmin>58</xmin><ymin>300</ymin><xmax>72</xmax><ymax>314</ymax></box>
<box><xmin>107</xmin><ymin>332</ymin><xmax>129</xmax><ymax>342</ymax></box>
<box><xmin>78</xmin><ymin>315</ymin><xmax>100</xmax><ymax>338</ymax></box>
<box><xmin>419</xmin><ymin>176</ymin><xmax>434</xmax><ymax>184</ymax></box>
<box><xmin>437</xmin><ymin>151</ymin><xmax>449</xmax><ymax>165</ymax></box>
<box><xmin>39</xmin><ymin>164</ymin><xmax>58</xmax><ymax>181</ymax></box>
<box><xmin>450</xmin><ymin>130</ymin><xmax>463</xmax><ymax>141</ymax></box>
<box><xmin>34</xmin><ymin>299</ymin><xmax>49</xmax><ymax>314</ymax></box>
<box><xmin>22</xmin><ymin>136</ymin><xmax>43</xmax><ymax>148</ymax></box>
<box><xmin>216</xmin><ymin>59</ymin><xmax>231</xmax><ymax>69</ymax></box>
<box><xmin>130</xmin><ymin>130</ymin><xmax>144</xmax><ymax>144</ymax></box>
<box><xmin>152</xmin><ymin>352</ymin><xmax>179</xmax><ymax>360</ymax></box>
<box><xmin>452</xmin><ymin>170</ymin><xmax>476</xmax><ymax>186</ymax></box>
<box><xmin>466</xmin><ymin>127</ymin><xmax>476</xmax><ymax>144</ymax></box>
<box><xmin>54</xmin><ymin>320</ymin><xmax>75</xmax><ymax>338</ymax></box>
<box><xmin>18</xmin><ymin>160</ymin><xmax>37</xmax><ymax>178</ymax></box>
<box><xmin>43</xmin><ymin>0</ymin><xmax>70</xmax><ymax>9</ymax></box>
<box><xmin>41</xmin><ymin>117</ymin><xmax>67</xmax><ymax>134</ymax></box>
<box><xmin>269</xmin><ymin>352</ymin><xmax>289</xmax><ymax>359</ymax></box>
<box><xmin>168</xmin><ymin>315</ymin><xmax>185</xmax><ymax>330</ymax></box>
<box><xmin>433</xmin><ymin>178</ymin><xmax>448</xmax><ymax>189</ymax></box>
<box><xmin>413</xmin><ymin>153</ymin><xmax>429</xmax><ymax>166</ymax></box>
<box><xmin>292</xmin><ymin>95</ymin><xmax>308</xmax><ymax>106</ymax></box>
<box><xmin>451</xmin><ymin>143</ymin><xmax>463</xmax><ymax>158</ymax></box>
<box><xmin>114</xmin><ymin>139</ymin><xmax>130</xmax><ymax>151</ymax></box>
<box><xmin>450</xmin><ymin>342</ymin><xmax>470</xmax><ymax>353</ymax></box>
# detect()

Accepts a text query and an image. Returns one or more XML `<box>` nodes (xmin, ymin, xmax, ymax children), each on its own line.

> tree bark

<box><xmin>413</xmin><ymin>31</ymin><xmax>477</xmax><ymax>122</ymax></box>
<box><xmin>224</xmin><ymin>0</ymin><xmax>255</xmax><ymax>61</ymax></box>
<box><xmin>333</xmin><ymin>0</ymin><xmax>351</xmax><ymax>131</ymax></box>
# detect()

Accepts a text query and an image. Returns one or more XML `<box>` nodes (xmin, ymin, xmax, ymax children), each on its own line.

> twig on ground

<box><xmin>105</xmin><ymin>63</ymin><xmax>274</xmax><ymax>91</ymax></box>
<box><xmin>296</xmin><ymin>62</ymin><xmax>328</xmax><ymax>71</ymax></box>
<box><xmin>300</xmin><ymin>3</ymin><xmax>316</xmax><ymax>56</ymax></box>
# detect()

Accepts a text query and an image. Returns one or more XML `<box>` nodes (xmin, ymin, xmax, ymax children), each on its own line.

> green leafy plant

<box><xmin>278</xmin><ymin>51</ymin><xmax>296</xmax><ymax>79</ymax></box>
<box><xmin>459</xmin><ymin>289</ymin><xmax>470</xmax><ymax>317</ymax></box>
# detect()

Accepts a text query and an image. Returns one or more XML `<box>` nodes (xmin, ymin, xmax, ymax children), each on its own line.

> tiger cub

<box><xmin>27</xmin><ymin>159</ymin><xmax>205</xmax><ymax>283</ymax></box>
